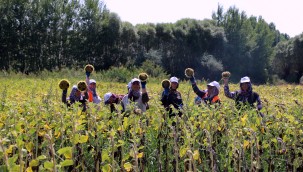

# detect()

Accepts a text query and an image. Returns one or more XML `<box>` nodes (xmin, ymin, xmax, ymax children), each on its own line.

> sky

<box><xmin>103</xmin><ymin>0</ymin><xmax>303</xmax><ymax>37</ymax></box>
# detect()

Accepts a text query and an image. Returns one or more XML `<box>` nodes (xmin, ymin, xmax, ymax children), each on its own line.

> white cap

<box><xmin>170</xmin><ymin>76</ymin><xmax>179</xmax><ymax>83</ymax></box>
<box><xmin>104</xmin><ymin>92</ymin><xmax>112</xmax><ymax>104</ymax></box>
<box><xmin>89</xmin><ymin>79</ymin><xmax>96</xmax><ymax>84</ymax></box>
<box><xmin>131</xmin><ymin>78</ymin><xmax>141</xmax><ymax>84</ymax></box>
<box><xmin>240</xmin><ymin>76</ymin><xmax>251</xmax><ymax>83</ymax></box>
<box><xmin>207</xmin><ymin>81</ymin><xmax>220</xmax><ymax>90</ymax></box>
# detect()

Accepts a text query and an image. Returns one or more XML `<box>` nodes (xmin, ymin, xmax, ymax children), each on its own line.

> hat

<box><xmin>89</xmin><ymin>79</ymin><xmax>96</xmax><ymax>84</ymax></box>
<box><xmin>207</xmin><ymin>81</ymin><xmax>220</xmax><ymax>90</ymax></box>
<box><xmin>104</xmin><ymin>92</ymin><xmax>113</xmax><ymax>104</ymax></box>
<box><xmin>240</xmin><ymin>76</ymin><xmax>250</xmax><ymax>83</ymax></box>
<box><xmin>131</xmin><ymin>78</ymin><xmax>141</xmax><ymax>84</ymax></box>
<box><xmin>169</xmin><ymin>76</ymin><xmax>179</xmax><ymax>83</ymax></box>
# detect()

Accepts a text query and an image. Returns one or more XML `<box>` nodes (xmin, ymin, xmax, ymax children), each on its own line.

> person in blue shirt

<box><xmin>161</xmin><ymin>77</ymin><xmax>183</xmax><ymax>118</ymax></box>
<box><xmin>223</xmin><ymin>76</ymin><xmax>263</xmax><ymax>115</ymax></box>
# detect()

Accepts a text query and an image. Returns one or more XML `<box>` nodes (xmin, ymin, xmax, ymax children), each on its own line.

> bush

<box><xmin>100</xmin><ymin>66</ymin><xmax>136</xmax><ymax>83</ymax></box>
<box><xmin>271</xmin><ymin>75</ymin><xmax>287</xmax><ymax>85</ymax></box>
<box><xmin>139</xmin><ymin>60</ymin><xmax>169</xmax><ymax>79</ymax></box>
<box><xmin>200</xmin><ymin>53</ymin><xmax>223</xmax><ymax>80</ymax></box>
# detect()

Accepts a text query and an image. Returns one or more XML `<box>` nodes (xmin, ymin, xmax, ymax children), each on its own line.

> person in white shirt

<box><xmin>122</xmin><ymin>78</ymin><xmax>149</xmax><ymax>114</ymax></box>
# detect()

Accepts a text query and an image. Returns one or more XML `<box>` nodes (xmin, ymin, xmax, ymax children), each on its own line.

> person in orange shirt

<box><xmin>191</xmin><ymin>80</ymin><xmax>221</xmax><ymax>105</ymax></box>
<box><xmin>185</xmin><ymin>68</ymin><xmax>220</xmax><ymax>105</ymax></box>
<box><xmin>85</xmin><ymin>71</ymin><xmax>101</xmax><ymax>104</ymax></box>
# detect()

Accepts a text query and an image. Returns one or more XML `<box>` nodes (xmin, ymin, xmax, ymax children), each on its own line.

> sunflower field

<box><xmin>0</xmin><ymin>74</ymin><xmax>303</xmax><ymax>172</ymax></box>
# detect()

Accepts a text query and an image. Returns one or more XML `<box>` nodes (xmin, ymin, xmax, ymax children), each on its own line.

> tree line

<box><xmin>0</xmin><ymin>0</ymin><xmax>302</xmax><ymax>83</ymax></box>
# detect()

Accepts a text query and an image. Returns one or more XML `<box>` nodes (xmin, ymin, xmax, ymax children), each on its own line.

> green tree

<box><xmin>273</xmin><ymin>33</ymin><xmax>303</xmax><ymax>82</ymax></box>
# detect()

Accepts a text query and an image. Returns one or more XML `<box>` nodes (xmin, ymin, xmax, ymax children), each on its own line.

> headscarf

<box><xmin>128</xmin><ymin>78</ymin><xmax>141</xmax><ymax>101</ymax></box>
<box><xmin>69</xmin><ymin>85</ymin><xmax>80</xmax><ymax>102</ymax></box>
<box><xmin>239</xmin><ymin>82</ymin><xmax>253</xmax><ymax>97</ymax></box>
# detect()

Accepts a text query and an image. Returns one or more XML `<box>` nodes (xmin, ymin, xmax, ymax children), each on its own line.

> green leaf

<box><xmin>44</xmin><ymin>161</ymin><xmax>54</xmax><ymax>170</ymax></box>
<box><xmin>16</xmin><ymin>138</ymin><xmax>24</xmax><ymax>148</ymax></box>
<box><xmin>8</xmin><ymin>154</ymin><xmax>18</xmax><ymax>165</ymax></box>
<box><xmin>5</xmin><ymin>145</ymin><xmax>15</xmax><ymax>154</ymax></box>
<box><xmin>10</xmin><ymin>165</ymin><xmax>20</xmax><ymax>171</ymax></box>
<box><xmin>72</xmin><ymin>134</ymin><xmax>89</xmax><ymax>144</ymax></box>
<box><xmin>179</xmin><ymin>147</ymin><xmax>187</xmax><ymax>158</ymax></box>
<box><xmin>122</xmin><ymin>153</ymin><xmax>130</xmax><ymax>162</ymax></box>
<box><xmin>109</xmin><ymin>129</ymin><xmax>115</xmax><ymax>137</ymax></box>
<box><xmin>57</xmin><ymin>147</ymin><xmax>73</xmax><ymax>159</ymax></box>
<box><xmin>29</xmin><ymin>159</ymin><xmax>39</xmax><ymax>167</ymax></box>
<box><xmin>123</xmin><ymin>162</ymin><xmax>132</xmax><ymax>172</ymax></box>
<box><xmin>25</xmin><ymin>142</ymin><xmax>34</xmax><ymax>153</ymax></box>
<box><xmin>123</xmin><ymin>117</ymin><xmax>129</xmax><ymax>130</ymax></box>
<box><xmin>193</xmin><ymin>150</ymin><xmax>199</xmax><ymax>160</ymax></box>
<box><xmin>78</xmin><ymin>135</ymin><xmax>88</xmax><ymax>144</ymax></box>
<box><xmin>116</xmin><ymin>140</ymin><xmax>125</xmax><ymax>147</ymax></box>
<box><xmin>102</xmin><ymin>164</ymin><xmax>111</xmax><ymax>172</ymax></box>
<box><xmin>263</xmin><ymin>143</ymin><xmax>270</xmax><ymax>149</ymax></box>
<box><xmin>102</xmin><ymin>150</ymin><xmax>110</xmax><ymax>162</ymax></box>
<box><xmin>73</xmin><ymin>134</ymin><xmax>80</xmax><ymax>144</ymax></box>
<box><xmin>37</xmin><ymin>155</ymin><xmax>47</xmax><ymax>160</ymax></box>
<box><xmin>60</xmin><ymin>159</ymin><xmax>73</xmax><ymax>167</ymax></box>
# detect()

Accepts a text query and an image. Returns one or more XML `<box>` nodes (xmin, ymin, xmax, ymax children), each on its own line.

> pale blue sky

<box><xmin>103</xmin><ymin>0</ymin><xmax>303</xmax><ymax>37</ymax></box>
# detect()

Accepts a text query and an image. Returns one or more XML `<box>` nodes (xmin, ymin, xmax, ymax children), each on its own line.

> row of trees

<box><xmin>273</xmin><ymin>34</ymin><xmax>303</xmax><ymax>82</ymax></box>
<box><xmin>0</xmin><ymin>0</ymin><xmax>302</xmax><ymax>83</ymax></box>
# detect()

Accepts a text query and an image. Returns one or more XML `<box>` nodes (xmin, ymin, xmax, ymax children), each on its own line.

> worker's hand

<box><xmin>85</xmin><ymin>71</ymin><xmax>91</xmax><ymax>78</ymax></box>
<box><xmin>222</xmin><ymin>71</ymin><xmax>231</xmax><ymax>85</ymax></box>
<box><xmin>189</xmin><ymin>77</ymin><xmax>196</xmax><ymax>84</ymax></box>
<box><xmin>164</xmin><ymin>87</ymin><xmax>169</xmax><ymax>96</ymax></box>
<box><xmin>62</xmin><ymin>89</ymin><xmax>68</xmax><ymax>95</ymax></box>
<box><xmin>141</xmin><ymin>81</ymin><xmax>146</xmax><ymax>89</ymax></box>
<box><xmin>223</xmin><ymin>77</ymin><xmax>229</xmax><ymax>85</ymax></box>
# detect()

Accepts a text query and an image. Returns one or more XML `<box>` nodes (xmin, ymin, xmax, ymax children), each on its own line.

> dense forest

<box><xmin>0</xmin><ymin>0</ymin><xmax>302</xmax><ymax>83</ymax></box>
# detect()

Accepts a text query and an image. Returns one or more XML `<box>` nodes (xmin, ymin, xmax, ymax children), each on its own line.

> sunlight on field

<box><xmin>0</xmin><ymin>76</ymin><xmax>302</xmax><ymax>171</ymax></box>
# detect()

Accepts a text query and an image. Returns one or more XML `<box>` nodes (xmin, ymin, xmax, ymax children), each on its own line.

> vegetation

<box><xmin>0</xmin><ymin>71</ymin><xmax>303</xmax><ymax>171</ymax></box>
<box><xmin>1</xmin><ymin>0</ymin><xmax>303</xmax><ymax>169</ymax></box>
<box><xmin>1</xmin><ymin>1</ymin><xmax>302</xmax><ymax>84</ymax></box>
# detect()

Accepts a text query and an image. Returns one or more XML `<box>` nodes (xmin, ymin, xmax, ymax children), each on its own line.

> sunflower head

<box><xmin>84</xmin><ymin>64</ymin><xmax>94</xmax><ymax>73</ymax></box>
<box><xmin>161</xmin><ymin>79</ymin><xmax>171</xmax><ymax>89</ymax></box>
<box><xmin>185</xmin><ymin>68</ymin><xmax>194</xmax><ymax>78</ymax></box>
<box><xmin>77</xmin><ymin>81</ymin><xmax>87</xmax><ymax>92</ymax></box>
<box><xmin>59</xmin><ymin>79</ymin><xmax>70</xmax><ymax>90</ymax></box>
<box><xmin>138</xmin><ymin>73</ymin><xmax>148</xmax><ymax>82</ymax></box>
<box><xmin>222</xmin><ymin>71</ymin><xmax>231</xmax><ymax>79</ymax></box>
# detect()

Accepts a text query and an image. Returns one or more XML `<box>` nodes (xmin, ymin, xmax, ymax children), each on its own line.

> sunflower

<box><xmin>84</xmin><ymin>64</ymin><xmax>94</xmax><ymax>73</ymax></box>
<box><xmin>185</xmin><ymin>68</ymin><xmax>194</xmax><ymax>78</ymax></box>
<box><xmin>161</xmin><ymin>79</ymin><xmax>171</xmax><ymax>88</ymax></box>
<box><xmin>138</xmin><ymin>73</ymin><xmax>148</xmax><ymax>82</ymax></box>
<box><xmin>59</xmin><ymin>79</ymin><xmax>70</xmax><ymax>90</ymax></box>
<box><xmin>222</xmin><ymin>71</ymin><xmax>231</xmax><ymax>79</ymax></box>
<box><xmin>77</xmin><ymin>81</ymin><xmax>87</xmax><ymax>92</ymax></box>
